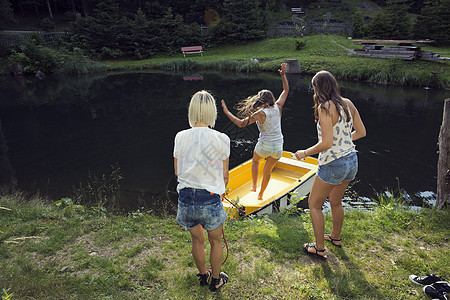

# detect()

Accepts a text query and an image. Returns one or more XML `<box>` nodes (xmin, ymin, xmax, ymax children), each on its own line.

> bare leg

<box><xmin>251</xmin><ymin>151</ymin><xmax>263</xmax><ymax>192</ymax></box>
<box><xmin>258</xmin><ymin>156</ymin><xmax>279</xmax><ymax>200</ymax></box>
<box><xmin>189</xmin><ymin>224</ymin><xmax>206</xmax><ymax>275</ymax></box>
<box><xmin>207</xmin><ymin>224</ymin><xmax>223</xmax><ymax>279</ymax></box>
<box><xmin>325</xmin><ymin>180</ymin><xmax>351</xmax><ymax>247</ymax></box>
<box><xmin>307</xmin><ymin>175</ymin><xmax>334</xmax><ymax>255</ymax></box>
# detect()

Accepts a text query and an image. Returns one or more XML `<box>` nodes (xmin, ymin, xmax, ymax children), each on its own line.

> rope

<box><xmin>206</xmin><ymin>228</ymin><xmax>229</xmax><ymax>270</ymax></box>
<box><xmin>205</xmin><ymin>196</ymin><xmax>243</xmax><ymax>270</ymax></box>
<box><xmin>222</xmin><ymin>196</ymin><xmax>246</xmax><ymax>216</ymax></box>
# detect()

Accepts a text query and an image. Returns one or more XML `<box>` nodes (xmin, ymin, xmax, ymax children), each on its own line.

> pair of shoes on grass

<box><xmin>197</xmin><ymin>269</ymin><xmax>228</xmax><ymax>291</ymax></box>
<box><xmin>409</xmin><ymin>274</ymin><xmax>449</xmax><ymax>299</ymax></box>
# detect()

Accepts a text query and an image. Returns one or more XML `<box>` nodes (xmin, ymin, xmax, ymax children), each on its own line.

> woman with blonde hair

<box><xmin>221</xmin><ymin>63</ymin><xmax>289</xmax><ymax>200</ymax></box>
<box><xmin>294</xmin><ymin>70</ymin><xmax>366</xmax><ymax>260</ymax></box>
<box><xmin>174</xmin><ymin>90</ymin><xmax>230</xmax><ymax>291</ymax></box>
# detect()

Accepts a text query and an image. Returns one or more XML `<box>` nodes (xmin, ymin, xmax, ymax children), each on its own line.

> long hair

<box><xmin>311</xmin><ymin>70</ymin><xmax>350</xmax><ymax>123</ymax></box>
<box><xmin>234</xmin><ymin>89</ymin><xmax>276</xmax><ymax>118</ymax></box>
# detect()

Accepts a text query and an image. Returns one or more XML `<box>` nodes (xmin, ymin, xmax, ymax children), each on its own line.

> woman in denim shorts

<box><xmin>221</xmin><ymin>63</ymin><xmax>289</xmax><ymax>200</ymax></box>
<box><xmin>294</xmin><ymin>71</ymin><xmax>366</xmax><ymax>260</ymax></box>
<box><xmin>174</xmin><ymin>90</ymin><xmax>230</xmax><ymax>291</ymax></box>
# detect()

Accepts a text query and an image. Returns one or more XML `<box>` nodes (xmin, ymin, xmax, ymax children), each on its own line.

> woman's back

<box><xmin>174</xmin><ymin>127</ymin><xmax>230</xmax><ymax>194</ymax></box>
<box><xmin>317</xmin><ymin>100</ymin><xmax>355</xmax><ymax>165</ymax></box>
<box><xmin>256</xmin><ymin>105</ymin><xmax>283</xmax><ymax>143</ymax></box>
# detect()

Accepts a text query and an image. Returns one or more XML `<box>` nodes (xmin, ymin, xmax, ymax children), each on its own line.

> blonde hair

<box><xmin>235</xmin><ymin>89</ymin><xmax>276</xmax><ymax>118</ymax></box>
<box><xmin>188</xmin><ymin>90</ymin><xmax>217</xmax><ymax>128</ymax></box>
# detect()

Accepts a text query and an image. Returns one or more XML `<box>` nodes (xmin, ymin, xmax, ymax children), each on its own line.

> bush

<box><xmin>39</xmin><ymin>17</ymin><xmax>55</xmax><ymax>31</ymax></box>
<box><xmin>295</xmin><ymin>40</ymin><xmax>306</xmax><ymax>50</ymax></box>
<box><xmin>7</xmin><ymin>38</ymin><xmax>63</xmax><ymax>74</ymax></box>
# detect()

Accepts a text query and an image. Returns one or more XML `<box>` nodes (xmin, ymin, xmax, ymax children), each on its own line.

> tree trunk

<box><xmin>46</xmin><ymin>0</ymin><xmax>53</xmax><ymax>20</ymax></box>
<box><xmin>81</xmin><ymin>0</ymin><xmax>89</xmax><ymax>17</ymax></box>
<box><xmin>436</xmin><ymin>98</ymin><xmax>450</xmax><ymax>209</ymax></box>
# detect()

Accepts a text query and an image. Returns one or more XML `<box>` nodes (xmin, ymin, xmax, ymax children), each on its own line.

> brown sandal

<box><xmin>302</xmin><ymin>242</ymin><xmax>327</xmax><ymax>260</ymax></box>
<box><xmin>325</xmin><ymin>234</ymin><xmax>342</xmax><ymax>248</ymax></box>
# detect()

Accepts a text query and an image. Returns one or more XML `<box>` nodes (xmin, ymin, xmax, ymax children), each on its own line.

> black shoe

<box><xmin>410</xmin><ymin>274</ymin><xmax>444</xmax><ymax>286</ymax></box>
<box><xmin>209</xmin><ymin>272</ymin><xmax>228</xmax><ymax>292</ymax></box>
<box><xmin>196</xmin><ymin>269</ymin><xmax>212</xmax><ymax>286</ymax></box>
<box><xmin>432</xmin><ymin>282</ymin><xmax>450</xmax><ymax>293</ymax></box>
<box><xmin>423</xmin><ymin>285</ymin><xmax>448</xmax><ymax>300</ymax></box>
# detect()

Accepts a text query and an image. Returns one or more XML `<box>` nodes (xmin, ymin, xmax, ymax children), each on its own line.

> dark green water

<box><xmin>0</xmin><ymin>71</ymin><xmax>448</xmax><ymax>211</ymax></box>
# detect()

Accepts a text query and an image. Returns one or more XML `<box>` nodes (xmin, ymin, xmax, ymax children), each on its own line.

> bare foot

<box><xmin>257</xmin><ymin>194</ymin><xmax>263</xmax><ymax>200</ymax></box>
<box><xmin>251</xmin><ymin>186</ymin><xmax>257</xmax><ymax>192</ymax></box>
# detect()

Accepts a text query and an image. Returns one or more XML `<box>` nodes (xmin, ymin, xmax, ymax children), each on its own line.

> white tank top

<box><xmin>256</xmin><ymin>105</ymin><xmax>283</xmax><ymax>143</ymax></box>
<box><xmin>317</xmin><ymin>105</ymin><xmax>355</xmax><ymax>165</ymax></box>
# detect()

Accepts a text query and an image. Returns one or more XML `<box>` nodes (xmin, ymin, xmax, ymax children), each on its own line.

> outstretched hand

<box><xmin>221</xmin><ymin>100</ymin><xmax>229</xmax><ymax>112</ymax></box>
<box><xmin>278</xmin><ymin>63</ymin><xmax>287</xmax><ymax>76</ymax></box>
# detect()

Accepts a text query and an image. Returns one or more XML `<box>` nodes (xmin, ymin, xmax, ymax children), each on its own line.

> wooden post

<box><xmin>437</xmin><ymin>98</ymin><xmax>450</xmax><ymax>209</ymax></box>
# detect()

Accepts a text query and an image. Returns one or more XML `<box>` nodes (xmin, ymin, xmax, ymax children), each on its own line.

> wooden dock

<box><xmin>351</xmin><ymin>39</ymin><xmax>449</xmax><ymax>61</ymax></box>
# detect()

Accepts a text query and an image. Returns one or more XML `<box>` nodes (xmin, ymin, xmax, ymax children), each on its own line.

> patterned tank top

<box><xmin>256</xmin><ymin>105</ymin><xmax>283</xmax><ymax>143</ymax></box>
<box><xmin>317</xmin><ymin>105</ymin><xmax>355</xmax><ymax>165</ymax></box>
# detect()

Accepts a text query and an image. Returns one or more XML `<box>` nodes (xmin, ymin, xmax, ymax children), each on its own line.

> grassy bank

<box><xmin>1</xmin><ymin>192</ymin><xmax>448</xmax><ymax>299</ymax></box>
<box><xmin>105</xmin><ymin>35</ymin><xmax>450</xmax><ymax>88</ymax></box>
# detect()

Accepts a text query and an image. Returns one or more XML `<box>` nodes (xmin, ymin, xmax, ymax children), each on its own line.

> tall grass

<box><xmin>60</xmin><ymin>59</ymin><xmax>106</xmax><ymax>74</ymax></box>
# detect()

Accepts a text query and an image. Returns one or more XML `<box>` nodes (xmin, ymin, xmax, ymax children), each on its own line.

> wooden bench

<box><xmin>181</xmin><ymin>46</ymin><xmax>203</xmax><ymax>57</ymax></box>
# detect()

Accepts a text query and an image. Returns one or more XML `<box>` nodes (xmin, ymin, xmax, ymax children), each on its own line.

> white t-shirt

<box><xmin>173</xmin><ymin>127</ymin><xmax>230</xmax><ymax>195</ymax></box>
<box><xmin>256</xmin><ymin>105</ymin><xmax>283</xmax><ymax>143</ymax></box>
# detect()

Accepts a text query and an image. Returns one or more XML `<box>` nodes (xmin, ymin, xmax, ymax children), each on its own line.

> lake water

<box><xmin>0</xmin><ymin>71</ymin><xmax>448</xmax><ymax>212</ymax></box>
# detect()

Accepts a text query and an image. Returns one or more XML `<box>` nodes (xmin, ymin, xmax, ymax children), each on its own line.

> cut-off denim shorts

<box><xmin>317</xmin><ymin>152</ymin><xmax>358</xmax><ymax>185</ymax></box>
<box><xmin>176</xmin><ymin>188</ymin><xmax>227</xmax><ymax>231</ymax></box>
<box><xmin>255</xmin><ymin>140</ymin><xmax>283</xmax><ymax>159</ymax></box>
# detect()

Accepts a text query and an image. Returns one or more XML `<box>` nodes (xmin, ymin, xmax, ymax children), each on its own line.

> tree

<box><xmin>211</xmin><ymin>0</ymin><xmax>268</xmax><ymax>44</ymax></box>
<box><xmin>414</xmin><ymin>0</ymin><xmax>450</xmax><ymax>45</ymax></box>
<box><xmin>352</xmin><ymin>9</ymin><xmax>366</xmax><ymax>38</ymax></box>
<box><xmin>368</xmin><ymin>0</ymin><xmax>411</xmax><ymax>39</ymax></box>
<box><xmin>0</xmin><ymin>0</ymin><xmax>14</xmax><ymax>29</ymax></box>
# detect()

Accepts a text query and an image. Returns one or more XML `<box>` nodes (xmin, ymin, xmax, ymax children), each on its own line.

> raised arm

<box><xmin>275</xmin><ymin>63</ymin><xmax>289</xmax><ymax>110</ymax></box>
<box><xmin>221</xmin><ymin>100</ymin><xmax>262</xmax><ymax>128</ymax></box>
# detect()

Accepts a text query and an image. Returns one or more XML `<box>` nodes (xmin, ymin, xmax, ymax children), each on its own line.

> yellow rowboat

<box><xmin>223</xmin><ymin>151</ymin><xmax>318</xmax><ymax>219</ymax></box>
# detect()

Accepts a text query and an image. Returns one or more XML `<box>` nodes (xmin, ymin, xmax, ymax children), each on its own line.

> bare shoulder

<box><xmin>318</xmin><ymin>100</ymin><xmax>333</xmax><ymax>112</ymax></box>
<box><xmin>251</xmin><ymin>109</ymin><xmax>266</xmax><ymax>123</ymax></box>
<box><xmin>342</xmin><ymin>97</ymin><xmax>357</xmax><ymax>111</ymax></box>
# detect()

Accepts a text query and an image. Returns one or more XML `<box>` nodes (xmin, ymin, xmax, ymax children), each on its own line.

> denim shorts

<box><xmin>317</xmin><ymin>152</ymin><xmax>358</xmax><ymax>185</ymax></box>
<box><xmin>176</xmin><ymin>188</ymin><xmax>227</xmax><ymax>231</ymax></box>
<box><xmin>255</xmin><ymin>140</ymin><xmax>283</xmax><ymax>159</ymax></box>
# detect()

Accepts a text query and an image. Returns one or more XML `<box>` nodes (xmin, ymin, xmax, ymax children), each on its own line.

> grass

<box><xmin>1</xmin><ymin>191</ymin><xmax>448</xmax><ymax>299</ymax></box>
<box><xmin>105</xmin><ymin>35</ymin><xmax>450</xmax><ymax>88</ymax></box>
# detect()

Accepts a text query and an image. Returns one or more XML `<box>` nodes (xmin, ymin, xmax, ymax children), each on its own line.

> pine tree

<box><xmin>414</xmin><ymin>0</ymin><xmax>450</xmax><ymax>45</ymax></box>
<box><xmin>368</xmin><ymin>0</ymin><xmax>411</xmax><ymax>39</ymax></box>
<box><xmin>212</xmin><ymin>0</ymin><xmax>268</xmax><ymax>44</ymax></box>
<box><xmin>352</xmin><ymin>10</ymin><xmax>366</xmax><ymax>38</ymax></box>
<box><xmin>0</xmin><ymin>0</ymin><xmax>14</xmax><ymax>29</ymax></box>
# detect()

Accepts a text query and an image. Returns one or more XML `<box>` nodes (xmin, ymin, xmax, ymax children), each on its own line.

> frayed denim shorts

<box><xmin>255</xmin><ymin>140</ymin><xmax>283</xmax><ymax>159</ymax></box>
<box><xmin>176</xmin><ymin>188</ymin><xmax>227</xmax><ymax>231</ymax></box>
<box><xmin>317</xmin><ymin>152</ymin><xmax>358</xmax><ymax>185</ymax></box>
